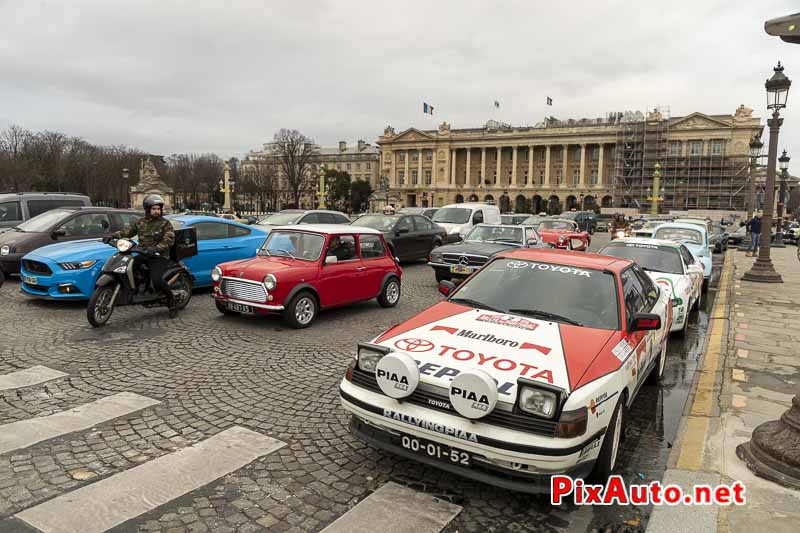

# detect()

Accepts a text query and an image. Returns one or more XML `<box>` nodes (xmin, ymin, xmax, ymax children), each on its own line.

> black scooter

<box><xmin>86</xmin><ymin>238</ymin><xmax>193</xmax><ymax>327</ymax></box>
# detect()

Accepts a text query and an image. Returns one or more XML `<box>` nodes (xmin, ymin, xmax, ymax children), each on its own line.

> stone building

<box><xmin>376</xmin><ymin>106</ymin><xmax>762</xmax><ymax>214</ymax></box>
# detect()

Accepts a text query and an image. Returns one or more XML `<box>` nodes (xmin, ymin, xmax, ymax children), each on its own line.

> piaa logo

<box><xmin>377</xmin><ymin>369</ymin><xmax>409</xmax><ymax>391</ymax></box>
<box><xmin>394</xmin><ymin>338</ymin><xmax>434</xmax><ymax>352</ymax></box>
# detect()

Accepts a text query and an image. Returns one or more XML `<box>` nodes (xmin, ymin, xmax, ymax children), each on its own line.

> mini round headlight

<box><xmin>263</xmin><ymin>274</ymin><xmax>277</xmax><ymax>291</ymax></box>
<box><xmin>0</xmin><ymin>245</ymin><xmax>9</xmax><ymax>256</ymax></box>
<box><xmin>211</xmin><ymin>266</ymin><xmax>222</xmax><ymax>282</ymax></box>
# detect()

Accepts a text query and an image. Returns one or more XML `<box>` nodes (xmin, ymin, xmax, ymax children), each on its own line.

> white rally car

<box><xmin>599</xmin><ymin>238</ymin><xmax>704</xmax><ymax>335</ymax></box>
<box><xmin>339</xmin><ymin>249</ymin><xmax>672</xmax><ymax>492</ymax></box>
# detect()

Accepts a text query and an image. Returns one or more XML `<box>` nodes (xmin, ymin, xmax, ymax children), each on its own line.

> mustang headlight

<box><xmin>211</xmin><ymin>266</ymin><xmax>222</xmax><ymax>282</ymax></box>
<box><xmin>59</xmin><ymin>260</ymin><xmax>98</xmax><ymax>270</ymax></box>
<box><xmin>116</xmin><ymin>239</ymin><xmax>134</xmax><ymax>253</ymax></box>
<box><xmin>0</xmin><ymin>245</ymin><xmax>9</xmax><ymax>256</ymax></box>
<box><xmin>430</xmin><ymin>251</ymin><xmax>443</xmax><ymax>263</ymax></box>
<box><xmin>263</xmin><ymin>273</ymin><xmax>277</xmax><ymax>291</ymax></box>
<box><xmin>518</xmin><ymin>386</ymin><xmax>558</xmax><ymax>418</ymax></box>
<box><xmin>357</xmin><ymin>345</ymin><xmax>387</xmax><ymax>373</ymax></box>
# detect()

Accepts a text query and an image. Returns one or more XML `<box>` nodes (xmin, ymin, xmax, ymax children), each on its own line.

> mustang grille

<box><xmin>220</xmin><ymin>278</ymin><xmax>267</xmax><ymax>302</ymax></box>
<box><xmin>442</xmin><ymin>253</ymin><xmax>488</xmax><ymax>267</ymax></box>
<box><xmin>350</xmin><ymin>369</ymin><xmax>557</xmax><ymax>436</ymax></box>
<box><xmin>22</xmin><ymin>260</ymin><xmax>52</xmax><ymax>276</ymax></box>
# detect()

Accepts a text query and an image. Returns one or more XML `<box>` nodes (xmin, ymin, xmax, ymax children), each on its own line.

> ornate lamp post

<box><xmin>743</xmin><ymin>62</ymin><xmax>791</xmax><ymax>283</ymax></box>
<box><xmin>121</xmin><ymin>168</ymin><xmax>130</xmax><ymax>208</ymax></box>
<box><xmin>317</xmin><ymin>164</ymin><xmax>327</xmax><ymax>209</ymax></box>
<box><xmin>739</xmin><ymin>137</ymin><xmax>765</xmax><ymax>250</ymax></box>
<box><xmin>773</xmin><ymin>150</ymin><xmax>790</xmax><ymax>247</ymax></box>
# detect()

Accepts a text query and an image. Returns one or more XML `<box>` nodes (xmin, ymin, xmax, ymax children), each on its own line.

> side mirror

<box><xmin>393</xmin><ymin>256</ymin><xmax>400</xmax><ymax>264</ymax></box>
<box><xmin>630</xmin><ymin>313</ymin><xmax>661</xmax><ymax>332</ymax></box>
<box><xmin>526</xmin><ymin>238</ymin><xmax>538</xmax><ymax>246</ymax></box>
<box><xmin>438</xmin><ymin>280</ymin><xmax>456</xmax><ymax>296</ymax></box>
<box><xmin>52</xmin><ymin>228</ymin><xmax>67</xmax><ymax>239</ymax></box>
<box><xmin>324</xmin><ymin>255</ymin><xmax>338</xmax><ymax>265</ymax></box>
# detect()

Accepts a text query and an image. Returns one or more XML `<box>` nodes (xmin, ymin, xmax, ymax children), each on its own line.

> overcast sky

<box><xmin>1</xmin><ymin>0</ymin><xmax>798</xmax><ymax>162</ymax></box>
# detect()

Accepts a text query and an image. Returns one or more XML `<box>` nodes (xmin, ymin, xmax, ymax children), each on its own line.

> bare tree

<box><xmin>243</xmin><ymin>158</ymin><xmax>278</xmax><ymax>213</ymax></box>
<box><xmin>270</xmin><ymin>129</ymin><xmax>318</xmax><ymax>208</ymax></box>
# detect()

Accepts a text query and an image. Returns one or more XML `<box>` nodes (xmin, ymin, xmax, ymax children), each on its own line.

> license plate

<box><xmin>23</xmin><ymin>275</ymin><xmax>38</xmax><ymax>285</ymax></box>
<box><xmin>400</xmin><ymin>434</ymin><xmax>471</xmax><ymax>466</ymax></box>
<box><xmin>450</xmin><ymin>265</ymin><xmax>473</xmax><ymax>275</ymax></box>
<box><xmin>226</xmin><ymin>301</ymin><xmax>254</xmax><ymax>314</ymax></box>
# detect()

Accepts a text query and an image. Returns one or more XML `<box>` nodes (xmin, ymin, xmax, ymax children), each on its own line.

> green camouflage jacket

<box><xmin>114</xmin><ymin>216</ymin><xmax>175</xmax><ymax>255</ymax></box>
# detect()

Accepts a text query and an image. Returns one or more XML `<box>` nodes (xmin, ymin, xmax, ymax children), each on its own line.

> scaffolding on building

<box><xmin>612</xmin><ymin>106</ymin><xmax>749</xmax><ymax>212</ymax></box>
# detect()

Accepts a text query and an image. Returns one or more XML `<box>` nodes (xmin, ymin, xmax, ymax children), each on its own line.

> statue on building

<box><xmin>383</xmin><ymin>125</ymin><xmax>396</xmax><ymax>137</ymax></box>
<box><xmin>438</xmin><ymin>121</ymin><xmax>451</xmax><ymax>135</ymax></box>
<box><xmin>735</xmin><ymin>104</ymin><xmax>754</xmax><ymax>119</ymax></box>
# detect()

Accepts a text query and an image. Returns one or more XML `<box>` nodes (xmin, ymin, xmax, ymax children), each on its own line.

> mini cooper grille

<box><xmin>350</xmin><ymin>369</ymin><xmax>557</xmax><ymax>436</ymax></box>
<box><xmin>22</xmin><ymin>260</ymin><xmax>52</xmax><ymax>276</ymax></box>
<box><xmin>442</xmin><ymin>253</ymin><xmax>488</xmax><ymax>267</ymax></box>
<box><xmin>220</xmin><ymin>278</ymin><xmax>267</xmax><ymax>302</ymax></box>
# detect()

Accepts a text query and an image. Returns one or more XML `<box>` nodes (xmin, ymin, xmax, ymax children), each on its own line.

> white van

<box><xmin>431</xmin><ymin>202</ymin><xmax>501</xmax><ymax>242</ymax></box>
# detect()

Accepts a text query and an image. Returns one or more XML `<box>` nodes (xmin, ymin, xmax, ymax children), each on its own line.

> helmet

<box><xmin>143</xmin><ymin>194</ymin><xmax>165</xmax><ymax>215</ymax></box>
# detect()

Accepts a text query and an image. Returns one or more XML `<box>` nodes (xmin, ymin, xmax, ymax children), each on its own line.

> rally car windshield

<box><xmin>258</xmin><ymin>230</ymin><xmax>325</xmax><ymax>261</ymax></box>
<box><xmin>653</xmin><ymin>227</ymin><xmax>703</xmax><ymax>245</ymax></box>
<box><xmin>464</xmin><ymin>225</ymin><xmax>522</xmax><ymax>245</ymax></box>
<box><xmin>432</xmin><ymin>208</ymin><xmax>471</xmax><ymax>224</ymax></box>
<box><xmin>600</xmin><ymin>243</ymin><xmax>684</xmax><ymax>275</ymax></box>
<box><xmin>539</xmin><ymin>220</ymin><xmax>575</xmax><ymax>231</ymax></box>
<box><xmin>452</xmin><ymin>257</ymin><xmax>620</xmax><ymax>330</ymax></box>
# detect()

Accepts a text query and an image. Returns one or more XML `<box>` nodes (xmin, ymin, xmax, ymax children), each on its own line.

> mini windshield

<box><xmin>464</xmin><ymin>225</ymin><xmax>523</xmax><ymax>245</ymax></box>
<box><xmin>452</xmin><ymin>257</ymin><xmax>619</xmax><ymax>330</ymax></box>
<box><xmin>351</xmin><ymin>215</ymin><xmax>396</xmax><ymax>231</ymax></box>
<box><xmin>539</xmin><ymin>220</ymin><xmax>575</xmax><ymax>231</ymax></box>
<box><xmin>260</xmin><ymin>212</ymin><xmax>303</xmax><ymax>225</ymax></box>
<box><xmin>432</xmin><ymin>208</ymin><xmax>471</xmax><ymax>224</ymax></box>
<box><xmin>653</xmin><ymin>227</ymin><xmax>703</xmax><ymax>245</ymax></box>
<box><xmin>258</xmin><ymin>230</ymin><xmax>325</xmax><ymax>261</ymax></box>
<box><xmin>15</xmin><ymin>209</ymin><xmax>71</xmax><ymax>232</ymax></box>
<box><xmin>601</xmin><ymin>243</ymin><xmax>684</xmax><ymax>275</ymax></box>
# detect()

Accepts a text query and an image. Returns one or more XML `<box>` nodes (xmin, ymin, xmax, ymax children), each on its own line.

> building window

<box><xmin>711</xmin><ymin>140</ymin><xmax>723</xmax><ymax>155</ymax></box>
<box><xmin>590</xmin><ymin>171</ymin><xmax>598</xmax><ymax>185</ymax></box>
<box><xmin>539</xmin><ymin>171</ymin><xmax>545</xmax><ymax>184</ymax></box>
<box><xmin>336</xmin><ymin>164</ymin><xmax>342</xmax><ymax>170</ymax></box>
<box><xmin>411</xmin><ymin>170</ymin><xmax>418</xmax><ymax>185</ymax></box>
<box><xmin>399</xmin><ymin>152</ymin><xmax>405</xmax><ymax>162</ymax></box>
<box><xmin>609</xmin><ymin>147</ymin><xmax>616</xmax><ymax>160</ymax></box>
<box><xmin>524</xmin><ymin>171</ymin><xmax>529</xmax><ymax>184</ymax></box>
<box><xmin>412</xmin><ymin>151</ymin><xmax>419</xmax><ymax>161</ymax></box>
<box><xmin>424</xmin><ymin>170</ymin><xmax>431</xmax><ymax>185</ymax></box>
<box><xmin>574</xmin><ymin>149</ymin><xmax>581</xmax><ymax>161</ymax></box>
<box><xmin>356</xmin><ymin>163</ymin><xmax>361</xmax><ymax>171</ymax></box>
<box><xmin>425</xmin><ymin>150</ymin><xmax>432</xmax><ymax>161</ymax></box>
<box><xmin>572</xmin><ymin>170</ymin><xmax>580</xmax><ymax>185</ymax></box>
<box><xmin>399</xmin><ymin>170</ymin><xmax>405</xmax><ymax>185</ymax></box>
<box><xmin>689</xmin><ymin>141</ymin><xmax>703</xmax><ymax>156</ymax></box>
<box><xmin>366</xmin><ymin>162</ymin><xmax>371</xmax><ymax>170</ymax></box>
<box><xmin>556</xmin><ymin>171</ymin><xmax>562</xmax><ymax>185</ymax></box>
<box><xmin>592</xmin><ymin>147</ymin><xmax>600</xmax><ymax>161</ymax></box>
<box><xmin>668</xmin><ymin>141</ymin><xmax>681</xmax><ymax>156</ymax></box>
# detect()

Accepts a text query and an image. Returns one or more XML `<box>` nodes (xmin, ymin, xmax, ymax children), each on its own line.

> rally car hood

<box><xmin>222</xmin><ymin>256</ymin><xmax>302</xmax><ymax>278</ymax></box>
<box><xmin>434</xmin><ymin>241</ymin><xmax>518</xmax><ymax>257</ymax></box>
<box><xmin>25</xmin><ymin>238</ymin><xmax>111</xmax><ymax>262</ymax></box>
<box><xmin>371</xmin><ymin>301</ymin><xmax>617</xmax><ymax>403</ymax></box>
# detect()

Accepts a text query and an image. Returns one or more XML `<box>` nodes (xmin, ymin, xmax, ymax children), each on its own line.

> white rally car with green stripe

<box><xmin>599</xmin><ymin>238</ymin><xmax>703</xmax><ymax>334</ymax></box>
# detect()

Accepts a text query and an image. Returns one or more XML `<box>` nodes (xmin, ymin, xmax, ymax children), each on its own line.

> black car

<box><xmin>351</xmin><ymin>213</ymin><xmax>446</xmax><ymax>262</ymax></box>
<box><xmin>428</xmin><ymin>223</ymin><xmax>548</xmax><ymax>282</ymax></box>
<box><xmin>560</xmin><ymin>211</ymin><xmax>597</xmax><ymax>234</ymax></box>
<box><xmin>398</xmin><ymin>207</ymin><xmax>438</xmax><ymax>219</ymax></box>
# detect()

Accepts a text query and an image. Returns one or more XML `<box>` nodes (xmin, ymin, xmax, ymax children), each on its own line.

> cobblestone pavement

<box><xmin>0</xmin><ymin>235</ymin><xmax>722</xmax><ymax>532</ymax></box>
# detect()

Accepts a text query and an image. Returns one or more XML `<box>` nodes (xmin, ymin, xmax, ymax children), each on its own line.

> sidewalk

<box><xmin>648</xmin><ymin>246</ymin><xmax>800</xmax><ymax>533</ymax></box>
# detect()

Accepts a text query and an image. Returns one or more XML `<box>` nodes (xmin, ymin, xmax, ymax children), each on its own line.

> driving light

<box><xmin>518</xmin><ymin>386</ymin><xmax>558</xmax><ymax>418</ymax></box>
<box><xmin>0</xmin><ymin>245</ymin><xmax>9</xmax><ymax>255</ymax></box>
<box><xmin>555</xmin><ymin>407</ymin><xmax>588</xmax><ymax>438</ymax></box>
<box><xmin>263</xmin><ymin>273</ymin><xmax>277</xmax><ymax>291</ymax></box>
<box><xmin>59</xmin><ymin>260</ymin><xmax>98</xmax><ymax>270</ymax></box>
<box><xmin>116</xmin><ymin>239</ymin><xmax>133</xmax><ymax>253</ymax></box>
<box><xmin>357</xmin><ymin>346</ymin><xmax>386</xmax><ymax>373</ymax></box>
<box><xmin>211</xmin><ymin>266</ymin><xmax>222</xmax><ymax>282</ymax></box>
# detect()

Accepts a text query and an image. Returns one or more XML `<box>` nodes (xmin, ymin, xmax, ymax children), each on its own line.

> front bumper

<box><xmin>19</xmin><ymin>264</ymin><xmax>98</xmax><ymax>300</ymax></box>
<box><xmin>213</xmin><ymin>287</ymin><xmax>285</xmax><ymax>312</ymax></box>
<box><xmin>428</xmin><ymin>262</ymin><xmax>478</xmax><ymax>279</ymax></box>
<box><xmin>0</xmin><ymin>254</ymin><xmax>22</xmax><ymax>274</ymax></box>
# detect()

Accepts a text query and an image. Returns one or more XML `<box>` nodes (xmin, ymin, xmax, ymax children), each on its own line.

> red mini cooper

<box><xmin>211</xmin><ymin>225</ymin><xmax>403</xmax><ymax>328</ymax></box>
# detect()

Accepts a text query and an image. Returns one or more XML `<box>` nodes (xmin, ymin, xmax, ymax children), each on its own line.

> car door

<box><xmin>633</xmin><ymin>264</ymin><xmax>668</xmax><ymax>371</ymax></box>
<box><xmin>392</xmin><ymin>216</ymin><xmax>415</xmax><ymax>260</ymax></box>
<box><xmin>318</xmin><ymin>235</ymin><xmax>365</xmax><ymax>305</ymax></box>
<box><xmin>358</xmin><ymin>234</ymin><xmax>391</xmax><ymax>298</ymax></box>
<box><xmin>185</xmin><ymin>221</ymin><xmax>237</xmax><ymax>284</ymax></box>
<box><xmin>57</xmin><ymin>213</ymin><xmax>112</xmax><ymax>242</ymax></box>
<box><xmin>412</xmin><ymin>215</ymin><xmax>435</xmax><ymax>258</ymax></box>
<box><xmin>621</xmin><ymin>268</ymin><xmax>652</xmax><ymax>385</ymax></box>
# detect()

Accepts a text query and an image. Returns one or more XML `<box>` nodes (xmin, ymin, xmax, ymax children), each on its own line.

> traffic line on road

<box><xmin>0</xmin><ymin>365</ymin><xmax>68</xmax><ymax>391</ymax></box>
<box><xmin>16</xmin><ymin>426</ymin><xmax>286</xmax><ymax>533</ymax></box>
<box><xmin>0</xmin><ymin>392</ymin><xmax>159</xmax><ymax>456</ymax></box>
<box><xmin>321</xmin><ymin>481</ymin><xmax>462</xmax><ymax>533</ymax></box>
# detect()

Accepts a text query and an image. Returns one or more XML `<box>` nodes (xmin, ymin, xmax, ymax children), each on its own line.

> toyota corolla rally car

<box><xmin>339</xmin><ymin>249</ymin><xmax>672</xmax><ymax>492</ymax></box>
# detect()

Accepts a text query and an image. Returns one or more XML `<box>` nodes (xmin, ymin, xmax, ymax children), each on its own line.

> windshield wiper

<box><xmin>449</xmin><ymin>297</ymin><xmax>505</xmax><ymax>313</ymax></box>
<box><xmin>273</xmin><ymin>248</ymin><xmax>295</xmax><ymax>259</ymax></box>
<box><xmin>507</xmin><ymin>308</ymin><xmax>584</xmax><ymax>327</ymax></box>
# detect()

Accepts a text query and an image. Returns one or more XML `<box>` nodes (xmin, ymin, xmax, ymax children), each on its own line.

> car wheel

<box><xmin>692</xmin><ymin>290</ymin><xmax>702</xmax><ymax>313</ymax></box>
<box><xmin>284</xmin><ymin>291</ymin><xmax>317</xmax><ymax>329</ymax></box>
<box><xmin>377</xmin><ymin>277</ymin><xmax>401</xmax><ymax>308</ymax></box>
<box><xmin>648</xmin><ymin>339</ymin><xmax>669</xmax><ymax>383</ymax></box>
<box><xmin>215</xmin><ymin>300</ymin><xmax>238</xmax><ymax>316</ymax></box>
<box><xmin>676</xmin><ymin>311</ymin><xmax>689</xmax><ymax>337</ymax></box>
<box><xmin>590</xmin><ymin>395</ymin><xmax>626</xmax><ymax>482</ymax></box>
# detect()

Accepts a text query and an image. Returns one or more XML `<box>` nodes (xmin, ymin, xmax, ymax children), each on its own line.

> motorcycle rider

<box><xmin>107</xmin><ymin>194</ymin><xmax>178</xmax><ymax>318</ymax></box>
<box><xmin>611</xmin><ymin>213</ymin><xmax>630</xmax><ymax>236</ymax></box>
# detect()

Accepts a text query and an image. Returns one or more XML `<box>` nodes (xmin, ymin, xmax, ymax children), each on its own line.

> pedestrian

<box><xmin>747</xmin><ymin>212</ymin><xmax>762</xmax><ymax>257</ymax></box>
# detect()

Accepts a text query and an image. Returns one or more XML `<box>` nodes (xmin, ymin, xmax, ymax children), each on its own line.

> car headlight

<box><xmin>430</xmin><ymin>251</ymin><xmax>443</xmax><ymax>263</ymax></box>
<box><xmin>59</xmin><ymin>260</ymin><xmax>98</xmax><ymax>270</ymax></box>
<box><xmin>263</xmin><ymin>273</ymin><xmax>277</xmax><ymax>291</ymax></box>
<box><xmin>116</xmin><ymin>239</ymin><xmax>133</xmax><ymax>253</ymax></box>
<box><xmin>518</xmin><ymin>385</ymin><xmax>558</xmax><ymax>418</ymax></box>
<box><xmin>211</xmin><ymin>266</ymin><xmax>222</xmax><ymax>282</ymax></box>
<box><xmin>0</xmin><ymin>245</ymin><xmax>10</xmax><ymax>255</ymax></box>
<box><xmin>357</xmin><ymin>345</ymin><xmax>387</xmax><ymax>373</ymax></box>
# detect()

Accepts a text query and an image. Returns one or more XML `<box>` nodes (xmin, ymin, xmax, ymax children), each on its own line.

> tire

<box><xmin>284</xmin><ymin>290</ymin><xmax>317</xmax><ymax>329</ymax></box>
<box><xmin>377</xmin><ymin>277</ymin><xmax>401</xmax><ymax>308</ymax></box>
<box><xmin>215</xmin><ymin>300</ymin><xmax>238</xmax><ymax>316</ymax></box>
<box><xmin>702</xmin><ymin>278</ymin><xmax>709</xmax><ymax>293</ymax></box>
<box><xmin>692</xmin><ymin>289</ymin><xmax>702</xmax><ymax>313</ymax></box>
<box><xmin>648</xmin><ymin>338</ymin><xmax>669</xmax><ymax>383</ymax></box>
<box><xmin>87</xmin><ymin>285</ymin><xmax>117</xmax><ymax>327</ymax></box>
<box><xmin>435</xmin><ymin>271</ymin><xmax>449</xmax><ymax>283</ymax></box>
<box><xmin>590</xmin><ymin>396</ymin><xmax>626</xmax><ymax>482</ymax></box>
<box><xmin>171</xmin><ymin>272</ymin><xmax>192</xmax><ymax>310</ymax></box>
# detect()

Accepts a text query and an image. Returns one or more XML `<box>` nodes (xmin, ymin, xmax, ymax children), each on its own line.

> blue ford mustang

<box><xmin>20</xmin><ymin>215</ymin><xmax>268</xmax><ymax>300</ymax></box>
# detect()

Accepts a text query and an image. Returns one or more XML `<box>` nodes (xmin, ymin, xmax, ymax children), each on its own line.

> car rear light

<box><xmin>555</xmin><ymin>407</ymin><xmax>588</xmax><ymax>438</ymax></box>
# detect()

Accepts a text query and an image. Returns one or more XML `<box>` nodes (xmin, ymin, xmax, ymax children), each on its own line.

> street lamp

<box><xmin>743</xmin><ymin>62</ymin><xmax>790</xmax><ymax>283</ymax></box>
<box><xmin>773</xmin><ymin>149</ymin><xmax>790</xmax><ymax>246</ymax></box>
<box><xmin>739</xmin><ymin>136</ymin><xmax>765</xmax><ymax>250</ymax></box>
<box><xmin>121</xmin><ymin>168</ymin><xmax>130</xmax><ymax>208</ymax></box>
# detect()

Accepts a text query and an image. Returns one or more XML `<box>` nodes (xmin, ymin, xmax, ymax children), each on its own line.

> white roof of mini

<box><xmin>270</xmin><ymin>224</ymin><xmax>381</xmax><ymax>235</ymax></box>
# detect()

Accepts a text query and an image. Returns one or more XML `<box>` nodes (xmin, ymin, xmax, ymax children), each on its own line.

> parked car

<box><xmin>596</xmin><ymin>220</ymin><xmax>609</xmax><ymax>232</ymax></box>
<box><xmin>428</xmin><ymin>223</ymin><xmax>548</xmax><ymax>282</ymax></box>
<box><xmin>599</xmin><ymin>238</ymin><xmax>704</xmax><ymax>335</ymax></box>
<box><xmin>19</xmin><ymin>216</ymin><xmax>267</xmax><ymax>299</ymax></box>
<box><xmin>500</xmin><ymin>214</ymin><xmax>531</xmax><ymax>225</ymax></box>
<box><xmin>727</xmin><ymin>224</ymin><xmax>747</xmax><ymax>245</ymax></box>
<box><xmin>673</xmin><ymin>218</ymin><xmax>718</xmax><ymax>252</ymax></box>
<box><xmin>536</xmin><ymin>219</ymin><xmax>591</xmax><ymax>251</ymax></box>
<box><xmin>522</xmin><ymin>215</ymin><xmax>547</xmax><ymax>227</ymax></box>
<box><xmin>0</xmin><ymin>207</ymin><xmax>140</xmax><ymax>276</ymax></box>
<box><xmin>431</xmin><ymin>203</ymin><xmax>502</xmax><ymax>243</ymax></box>
<box><xmin>712</xmin><ymin>223</ymin><xmax>729</xmax><ymax>252</ymax></box>
<box><xmin>256</xmin><ymin>209</ymin><xmax>351</xmax><ymax>230</ymax></box>
<box><xmin>398</xmin><ymin>207</ymin><xmax>439</xmax><ymax>219</ymax></box>
<box><xmin>0</xmin><ymin>192</ymin><xmax>91</xmax><ymax>233</ymax></box>
<box><xmin>652</xmin><ymin>223</ymin><xmax>712</xmax><ymax>292</ymax></box>
<box><xmin>632</xmin><ymin>220</ymin><xmax>667</xmax><ymax>239</ymax></box>
<box><xmin>212</xmin><ymin>225</ymin><xmax>403</xmax><ymax>328</ymax></box>
<box><xmin>339</xmin><ymin>248</ymin><xmax>671</xmax><ymax>492</ymax></box>
<box><xmin>781</xmin><ymin>221</ymin><xmax>799</xmax><ymax>244</ymax></box>
<box><xmin>560</xmin><ymin>211</ymin><xmax>597</xmax><ymax>234</ymax></box>
<box><xmin>351</xmin><ymin>213</ymin><xmax>446</xmax><ymax>262</ymax></box>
